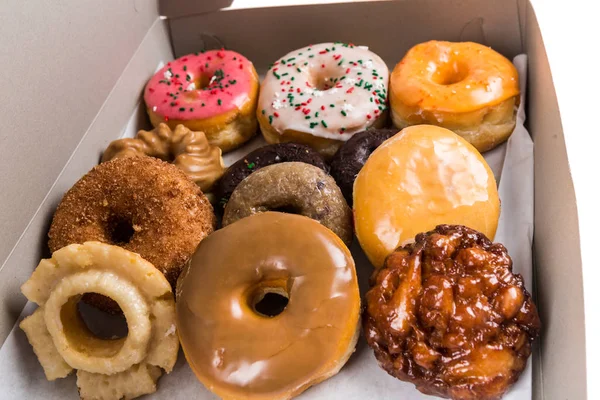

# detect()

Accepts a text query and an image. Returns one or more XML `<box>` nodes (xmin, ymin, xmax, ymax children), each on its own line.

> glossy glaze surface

<box><xmin>353</xmin><ymin>125</ymin><xmax>500</xmax><ymax>268</ymax></box>
<box><xmin>145</xmin><ymin>50</ymin><xmax>257</xmax><ymax>121</ymax></box>
<box><xmin>364</xmin><ymin>225</ymin><xmax>540</xmax><ymax>399</ymax></box>
<box><xmin>390</xmin><ymin>41</ymin><xmax>519</xmax><ymax>114</ymax></box>
<box><xmin>329</xmin><ymin>128</ymin><xmax>399</xmax><ymax>205</ymax></box>
<box><xmin>176</xmin><ymin>212</ymin><xmax>360</xmax><ymax>399</ymax></box>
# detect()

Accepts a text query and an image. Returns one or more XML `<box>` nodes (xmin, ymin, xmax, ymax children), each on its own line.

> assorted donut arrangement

<box><xmin>18</xmin><ymin>40</ymin><xmax>540</xmax><ymax>400</ymax></box>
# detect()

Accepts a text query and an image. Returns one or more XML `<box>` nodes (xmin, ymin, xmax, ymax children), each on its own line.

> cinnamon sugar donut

<box><xmin>48</xmin><ymin>156</ymin><xmax>216</xmax><ymax>312</ymax></box>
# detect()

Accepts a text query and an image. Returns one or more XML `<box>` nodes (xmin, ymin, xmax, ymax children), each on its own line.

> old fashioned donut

<box><xmin>354</xmin><ymin>125</ymin><xmax>500</xmax><ymax>268</ymax></box>
<box><xmin>329</xmin><ymin>128</ymin><xmax>398</xmax><ymax>205</ymax></box>
<box><xmin>102</xmin><ymin>123</ymin><xmax>225</xmax><ymax>193</ymax></box>
<box><xmin>258</xmin><ymin>42</ymin><xmax>389</xmax><ymax>158</ymax></box>
<box><xmin>145</xmin><ymin>50</ymin><xmax>259</xmax><ymax>152</ymax></box>
<box><xmin>48</xmin><ymin>156</ymin><xmax>216</xmax><ymax>311</ymax></box>
<box><xmin>390</xmin><ymin>41</ymin><xmax>520</xmax><ymax>152</ymax></box>
<box><xmin>223</xmin><ymin>162</ymin><xmax>352</xmax><ymax>245</ymax></box>
<box><xmin>176</xmin><ymin>212</ymin><xmax>361</xmax><ymax>400</ymax></box>
<box><xmin>214</xmin><ymin>142</ymin><xmax>327</xmax><ymax>208</ymax></box>
<box><xmin>20</xmin><ymin>242</ymin><xmax>179</xmax><ymax>399</ymax></box>
<box><xmin>364</xmin><ymin>225</ymin><xmax>541</xmax><ymax>400</ymax></box>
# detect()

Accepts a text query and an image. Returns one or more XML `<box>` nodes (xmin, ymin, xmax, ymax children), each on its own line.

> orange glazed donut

<box><xmin>176</xmin><ymin>212</ymin><xmax>361</xmax><ymax>400</ymax></box>
<box><xmin>354</xmin><ymin>125</ymin><xmax>500</xmax><ymax>269</ymax></box>
<box><xmin>390</xmin><ymin>41</ymin><xmax>519</xmax><ymax>152</ymax></box>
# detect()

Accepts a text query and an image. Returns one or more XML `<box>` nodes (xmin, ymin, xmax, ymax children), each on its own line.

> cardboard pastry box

<box><xmin>0</xmin><ymin>0</ymin><xmax>593</xmax><ymax>399</ymax></box>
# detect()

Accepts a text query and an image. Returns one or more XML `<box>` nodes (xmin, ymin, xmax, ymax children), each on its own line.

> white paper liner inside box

<box><xmin>0</xmin><ymin>55</ymin><xmax>534</xmax><ymax>399</ymax></box>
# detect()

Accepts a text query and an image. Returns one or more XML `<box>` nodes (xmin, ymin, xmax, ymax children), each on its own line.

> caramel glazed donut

<box><xmin>223</xmin><ymin>162</ymin><xmax>353</xmax><ymax>246</ymax></box>
<box><xmin>258</xmin><ymin>42</ymin><xmax>389</xmax><ymax>158</ymax></box>
<box><xmin>176</xmin><ymin>212</ymin><xmax>361</xmax><ymax>400</ymax></box>
<box><xmin>48</xmin><ymin>156</ymin><xmax>216</xmax><ymax>311</ymax></box>
<box><xmin>390</xmin><ymin>41</ymin><xmax>520</xmax><ymax>153</ymax></box>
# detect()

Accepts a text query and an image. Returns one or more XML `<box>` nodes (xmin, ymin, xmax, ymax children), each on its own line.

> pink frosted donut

<box><xmin>145</xmin><ymin>50</ymin><xmax>260</xmax><ymax>152</ymax></box>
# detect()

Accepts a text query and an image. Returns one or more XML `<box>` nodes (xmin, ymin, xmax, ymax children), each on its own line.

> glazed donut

<box><xmin>48</xmin><ymin>156</ymin><xmax>216</xmax><ymax>311</ymax></box>
<box><xmin>20</xmin><ymin>242</ymin><xmax>179</xmax><ymax>399</ymax></box>
<box><xmin>329</xmin><ymin>128</ymin><xmax>398</xmax><ymax>205</ymax></box>
<box><xmin>390</xmin><ymin>41</ymin><xmax>519</xmax><ymax>152</ymax></box>
<box><xmin>145</xmin><ymin>49</ymin><xmax>259</xmax><ymax>152</ymax></box>
<box><xmin>103</xmin><ymin>123</ymin><xmax>225</xmax><ymax>193</ymax></box>
<box><xmin>354</xmin><ymin>125</ymin><xmax>500</xmax><ymax>268</ymax></box>
<box><xmin>258</xmin><ymin>42</ymin><xmax>389</xmax><ymax>158</ymax></box>
<box><xmin>364</xmin><ymin>225</ymin><xmax>540</xmax><ymax>400</ymax></box>
<box><xmin>176</xmin><ymin>212</ymin><xmax>361</xmax><ymax>400</ymax></box>
<box><xmin>223</xmin><ymin>162</ymin><xmax>353</xmax><ymax>245</ymax></box>
<box><xmin>214</xmin><ymin>142</ymin><xmax>327</xmax><ymax>208</ymax></box>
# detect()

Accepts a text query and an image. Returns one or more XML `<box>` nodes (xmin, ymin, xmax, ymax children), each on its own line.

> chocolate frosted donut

<box><xmin>330</xmin><ymin>129</ymin><xmax>398</xmax><ymax>205</ymax></box>
<box><xmin>222</xmin><ymin>162</ymin><xmax>353</xmax><ymax>245</ymax></box>
<box><xmin>215</xmin><ymin>143</ymin><xmax>327</xmax><ymax>207</ymax></box>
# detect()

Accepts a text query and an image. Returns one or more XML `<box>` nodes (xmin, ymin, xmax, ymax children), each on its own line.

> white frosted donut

<box><xmin>257</xmin><ymin>42</ymin><xmax>390</xmax><ymax>158</ymax></box>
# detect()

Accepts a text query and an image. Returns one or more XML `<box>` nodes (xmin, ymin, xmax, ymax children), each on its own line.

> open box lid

<box><xmin>0</xmin><ymin>0</ymin><xmax>598</xmax><ymax>398</ymax></box>
<box><xmin>0</xmin><ymin>0</ymin><xmax>160</xmax><ymax>276</ymax></box>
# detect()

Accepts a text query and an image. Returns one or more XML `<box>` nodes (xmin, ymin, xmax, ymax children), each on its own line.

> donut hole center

<box><xmin>59</xmin><ymin>296</ymin><xmax>128</xmax><ymax>357</ymax></box>
<box><xmin>196</xmin><ymin>74</ymin><xmax>212</xmax><ymax>90</ymax></box>
<box><xmin>250</xmin><ymin>287</ymin><xmax>289</xmax><ymax>317</ymax></box>
<box><xmin>107</xmin><ymin>215</ymin><xmax>135</xmax><ymax>245</ymax></box>
<box><xmin>309</xmin><ymin>68</ymin><xmax>347</xmax><ymax>91</ymax></box>
<box><xmin>184</xmin><ymin>71</ymin><xmax>223</xmax><ymax>100</ymax></box>
<box><xmin>198</xmin><ymin>70</ymin><xmax>225</xmax><ymax>90</ymax></box>
<box><xmin>432</xmin><ymin>61</ymin><xmax>469</xmax><ymax>85</ymax></box>
<box><xmin>76</xmin><ymin>296</ymin><xmax>129</xmax><ymax>339</ymax></box>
